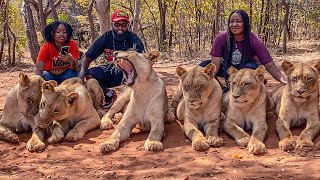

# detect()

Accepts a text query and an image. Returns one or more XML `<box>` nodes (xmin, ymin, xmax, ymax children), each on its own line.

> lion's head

<box><xmin>113</xmin><ymin>50</ymin><xmax>161</xmax><ymax>86</ymax></box>
<box><xmin>17</xmin><ymin>73</ymin><xmax>44</xmax><ymax>119</ymax></box>
<box><xmin>176</xmin><ymin>63</ymin><xmax>218</xmax><ymax>109</ymax></box>
<box><xmin>228</xmin><ymin>65</ymin><xmax>265</xmax><ymax>106</ymax></box>
<box><xmin>281</xmin><ymin>61</ymin><xmax>320</xmax><ymax>103</ymax></box>
<box><xmin>35</xmin><ymin>81</ymin><xmax>79</xmax><ymax>128</ymax></box>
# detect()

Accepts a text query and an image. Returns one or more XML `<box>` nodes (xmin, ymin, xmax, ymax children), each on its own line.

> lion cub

<box><xmin>272</xmin><ymin>61</ymin><xmax>320</xmax><ymax>151</ymax></box>
<box><xmin>223</xmin><ymin>66</ymin><xmax>269</xmax><ymax>155</ymax></box>
<box><xmin>99</xmin><ymin>51</ymin><xmax>168</xmax><ymax>153</ymax></box>
<box><xmin>0</xmin><ymin>73</ymin><xmax>45</xmax><ymax>151</ymax></box>
<box><xmin>167</xmin><ymin>64</ymin><xmax>224</xmax><ymax>151</ymax></box>
<box><xmin>34</xmin><ymin>78</ymin><xmax>101</xmax><ymax>144</ymax></box>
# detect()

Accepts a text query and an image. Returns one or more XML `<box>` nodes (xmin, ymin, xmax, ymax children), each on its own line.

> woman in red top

<box><xmin>35</xmin><ymin>21</ymin><xmax>80</xmax><ymax>84</ymax></box>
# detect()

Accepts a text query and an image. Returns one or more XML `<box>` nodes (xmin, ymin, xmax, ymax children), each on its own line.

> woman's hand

<box><xmin>59</xmin><ymin>53</ymin><xmax>75</xmax><ymax>63</ymax></box>
<box><xmin>59</xmin><ymin>53</ymin><xmax>78</xmax><ymax>70</ymax></box>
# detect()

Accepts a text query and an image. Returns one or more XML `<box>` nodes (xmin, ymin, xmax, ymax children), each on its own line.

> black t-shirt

<box><xmin>85</xmin><ymin>30</ymin><xmax>145</xmax><ymax>61</ymax></box>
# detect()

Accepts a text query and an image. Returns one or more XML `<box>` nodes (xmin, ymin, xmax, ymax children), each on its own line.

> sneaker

<box><xmin>102</xmin><ymin>89</ymin><xmax>117</xmax><ymax>111</ymax></box>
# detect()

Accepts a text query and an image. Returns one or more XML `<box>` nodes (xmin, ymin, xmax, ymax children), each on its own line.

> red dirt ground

<box><xmin>1</xmin><ymin>41</ymin><xmax>320</xmax><ymax>179</ymax></box>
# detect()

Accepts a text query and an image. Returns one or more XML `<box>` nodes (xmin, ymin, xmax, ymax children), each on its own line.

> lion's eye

<box><xmin>291</xmin><ymin>76</ymin><xmax>297</xmax><ymax>82</ymax></box>
<box><xmin>196</xmin><ymin>84</ymin><xmax>203</xmax><ymax>90</ymax></box>
<box><xmin>307</xmin><ymin>77</ymin><xmax>313</xmax><ymax>82</ymax></box>
<box><xmin>184</xmin><ymin>85</ymin><xmax>190</xmax><ymax>91</ymax></box>
<box><xmin>231</xmin><ymin>82</ymin><xmax>236</xmax><ymax>86</ymax></box>
<box><xmin>244</xmin><ymin>82</ymin><xmax>251</xmax><ymax>87</ymax></box>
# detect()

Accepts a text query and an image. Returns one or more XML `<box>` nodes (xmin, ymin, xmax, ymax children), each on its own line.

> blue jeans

<box><xmin>199</xmin><ymin>59</ymin><xmax>259</xmax><ymax>78</ymax></box>
<box><xmin>43</xmin><ymin>69</ymin><xmax>79</xmax><ymax>84</ymax></box>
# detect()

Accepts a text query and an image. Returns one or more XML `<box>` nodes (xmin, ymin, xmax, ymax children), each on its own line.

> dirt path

<box><xmin>1</xmin><ymin>41</ymin><xmax>320</xmax><ymax>179</ymax></box>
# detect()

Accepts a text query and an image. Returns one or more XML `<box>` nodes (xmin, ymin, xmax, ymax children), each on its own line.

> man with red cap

<box><xmin>78</xmin><ymin>9</ymin><xmax>144</xmax><ymax>111</ymax></box>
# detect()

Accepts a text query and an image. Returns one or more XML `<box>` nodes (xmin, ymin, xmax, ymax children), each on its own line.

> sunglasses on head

<box><xmin>113</xmin><ymin>22</ymin><xmax>129</xmax><ymax>28</ymax></box>
<box><xmin>117</xmin><ymin>12</ymin><xmax>129</xmax><ymax>18</ymax></box>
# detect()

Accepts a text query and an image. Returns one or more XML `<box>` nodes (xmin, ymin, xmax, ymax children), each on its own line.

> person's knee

<box><xmin>199</xmin><ymin>59</ymin><xmax>211</xmax><ymax>67</ymax></box>
<box><xmin>42</xmin><ymin>71</ymin><xmax>54</xmax><ymax>81</ymax></box>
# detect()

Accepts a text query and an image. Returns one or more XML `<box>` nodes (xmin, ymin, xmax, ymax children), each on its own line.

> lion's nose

<box><xmin>297</xmin><ymin>89</ymin><xmax>306</xmax><ymax>95</ymax></box>
<box><xmin>232</xmin><ymin>94</ymin><xmax>241</xmax><ymax>99</ymax></box>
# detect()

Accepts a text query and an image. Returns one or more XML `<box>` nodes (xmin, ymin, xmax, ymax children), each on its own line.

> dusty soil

<box><xmin>1</xmin><ymin>40</ymin><xmax>320</xmax><ymax>180</ymax></box>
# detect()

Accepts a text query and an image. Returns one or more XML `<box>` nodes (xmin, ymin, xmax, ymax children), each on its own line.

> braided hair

<box><xmin>224</xmin><ymin>10</ymin><xmax>251</xmax><ymax>78</ymax></box>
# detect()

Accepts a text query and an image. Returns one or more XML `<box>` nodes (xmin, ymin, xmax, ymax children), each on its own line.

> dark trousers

<box><xmin>85</xmin><ymin>63</ymin><xmax>124</xmax><ymax>89</ymax></box>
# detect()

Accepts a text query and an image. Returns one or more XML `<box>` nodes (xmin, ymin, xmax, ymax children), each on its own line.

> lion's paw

<box><xmin>248</xmin><ymin>140</ymin><xmax>267</xmax><ymax>155</ymax></box>
<box><xmin>1</xmin><ymin>131</ymin><xmax>19</xmax><ymax>143</ymax></box>
<box><xmin>100</xmin><ymin>119</ymin><xmax>114</xmax><ymax>130</ymax></box>
<box><xmin>296</xmin><ymin>137</ymin><xmax>314</xmax><ymax>149</ymax></box>
<box><xmin>279</xmin><ymin>137</ymin><xmax>296</xmax><ymax>151</ymax></box>
<box><xmin>66</xmin><ymin>129</ymin><xmax>85</xmax><ymax>142</ymax></box>
<box><xmin>236</xmin><ymin>136</ymin><xmax>250</xmax><ymax>147</ymax></box>
<box><xmin>207</xmin><ymin>136</ymin><xmax>224</xmax><ymax>147</ymax></box>
<box><xmin>99</xmin><ymin>139</ymin><xmax>119</xmax><ymax>153</ymax></box>
<box><xmin>113</xmin><ymin>113</ymin><xmax>123</xmax><ymax>124</ymax></box>
<box><xmin>27</xmin><ymin>138</ymin><xmax>46</xmax><ymax>152</ymax></box>
<box><xmin>144</xmin><ymin>139</ymin><xmax>163</xmax><ymax>151</ymax></box>
<box><xmin>192</xmin><ymin>138</ymin><xmax>210</xmax><ymax>151</ymax></box>
<box><xmin>47</xmin><ymin>134</ymin><xmax>64</xmax><ymax>144</ymax></box>
<box><xmin>166</xmin><ymin>111</ymin><xmax>176</xmax><ymax>123</ymax></box>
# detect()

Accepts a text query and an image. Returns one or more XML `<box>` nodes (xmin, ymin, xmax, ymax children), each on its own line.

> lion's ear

<box><xmin>66</xmin><ymin>92</ymin><xmax>79</xmax><ymax>107</ymax></box>
<box><xmin>281</xmin><ymin>61</ymin><xmax>294</xmax><ymax>75</ymax></box>
<box><xmin>228</xmin><ymin>66</ymin><xmax>238</xmax><ymax>75</ymax></box>
<box><xmin>254</xmin><ymin>65</ymin><xmax>265</xmax><ymax>82</ymax></box>
<box><xmin>144</xmin><ymin>51</ymin><xmax>161</xmax><ymax>62</ymax></box>
<box><xmin>203</xmin><ymin>63</ymin><xmax>217</xmax><ymax>78</ymax></box>
<box><xmin>176</xmin><ymin>66</ymin><xmax>187</xmax><ymax>77</ymax></box>
<box><xmin>314</xmin><ymin>61</ymin><xmax>320</xmax><ymax>72</ymax></box>
<box><xmin>19</xmin><ymin>73</ymin><xmax>30</xmax><ymax>88</ymax></box>
<box><xmin>42</xmin><ymin>81</ymin><xmax>57</xmax><ymax>92</ymax></box>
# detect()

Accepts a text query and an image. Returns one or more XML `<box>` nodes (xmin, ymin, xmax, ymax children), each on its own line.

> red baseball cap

<box><xmin>111</xmin><ymin>10</ymin><xmax>130</xmax><ymax>22</ymax></box>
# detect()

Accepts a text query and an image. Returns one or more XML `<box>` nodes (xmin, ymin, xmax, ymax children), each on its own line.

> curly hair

<box><xmin>43</xmin><ymin>21</ymin><xmax>73</xmax><ymax>43</ymax></box>
<box><xmin>224</xmin><ymin>9</ymin><xmax>251</xmax><ymax>78</ymax></box>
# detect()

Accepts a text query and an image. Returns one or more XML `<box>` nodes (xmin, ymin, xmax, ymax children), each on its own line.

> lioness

<box><xmin>223</xmin><ymin>66</ymin><xmax>269</xmax><ymax>155</ymax></box>
<box><xmin>34</xmin><ymin>77</ymin><xmax>100</xmax><ymax>144</ymax></box>
<box><xmin>272</xmin><ymin>61</ymin><xmax>320</xmax><ymax>151</ymax></box>
<box><xmin>0</xmin><ymin>73</ymin><xmax>48</xmax><ymax>151</ymax></box>
<box><xmin>167</xmin><ymin>64</ymin><xmax>224</xmax><ymax>151</ymax></box>
<box><xmin>99</xmin><ymin>50</ymin><xmax>167</xmax><ymax>153</ymax></box>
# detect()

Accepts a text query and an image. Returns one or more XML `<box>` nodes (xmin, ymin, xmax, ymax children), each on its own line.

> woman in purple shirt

<box><xmin>200</xmin><ymin>9</ymin><xmax>286</xmax><ymax>87</ymax></box>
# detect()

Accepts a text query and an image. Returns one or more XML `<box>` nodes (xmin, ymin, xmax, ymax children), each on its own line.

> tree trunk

<box><xmin>95</xmin><ymin>0</ymin><xmax>110</xmax><ymax>35</ymax></box>
<box><xmin>214</xmin><ymin>0</ymin><xmax>220</xmax><ymax>36</ymax></box>
<box><xmin>249</xmin><ymin>0</ymin><xmax>253</xmax><ymax>27</ymax></box>
<box><xmin>158</xmin><ymin>0</ymin><xmax>167</xmax><ymax>51</ymax></box>
<box><xmin>21</xmin><ymin>0</ymin><xmax>40</xmax><ymax>64</ymax></box>
<box><xmin>48</xmin><ymin>0</ymin><xmax>59</xmax><ymax>20</ymax></box>
<box><xmin>281</xmin><ymin>0</ymin><xmax>289</xmax><ymax>53</ymax></box>
<box><xmin>88</xmin><ymin>0</ymin><xmax>96</xmax><ymax>43</ymax></box>
<box><xmin>168</xmin><ymin>1</ymin><xmax>178</xmax><ymax>49</ymax></box>
<box><xmin>258</xmin><ymin>0</ymin><xmax>264</xmax><ymax>36</ymax></box>
<box><xmin>38</xmin><ymin>0</ymin><xmax>46</xmax><ymax>38</ymax></box>
<box><xmin>8</xmin><ymin>26</ymin><xmax>16</xmax><ymax>66</ymax></box>
<box><xmin>132</xmin><ymin>0</ymin><xmax>141</xmax><ymax>33</ymax></box>
<box><xmin>143</xmin><ymin>0</ymin><xmax>160</xmax><ymax>49</ymax></box>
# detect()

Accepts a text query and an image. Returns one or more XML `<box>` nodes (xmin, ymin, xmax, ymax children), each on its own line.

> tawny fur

<box><xmin>99</xmin><ymin>51</ymin><xmax>168</xmax><ymax>153</ymax></box>
<box><xmin>272</xmin><ymin>61</ymin><xmax>320</xmax><ymax>151</ymax></box>
<box><xmin>167</xmin><ymin>63</ymin><xmax>224</xmax><ymax>151</ymax></box>
<box><xmin>223</xmin><ymin>66</ymin><xmax>270</xmax><ymax>155</ymax></box>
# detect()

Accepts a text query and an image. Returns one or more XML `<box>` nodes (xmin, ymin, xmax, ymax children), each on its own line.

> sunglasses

<box><xmin>117</xmin><ymin>11</ymin><xmax>129</xmax><ymax>18</ymax></box>
<box><xmin>113</xmin><ymin>22</ymin><xmax>129</xmax><ymax>28</ymax></box>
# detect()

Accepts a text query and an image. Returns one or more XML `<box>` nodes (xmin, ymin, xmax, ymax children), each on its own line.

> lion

<box><xmin>223</xmin><ymin>66</ymin><xmax>270</xmax><ymax>155</ymax></box>
<box><xmin>166</xmin><ymin>63</ymin><xmax>224</xmax><ymax>151</ymax></box>
<box><xmin>34</xmin><ymin>77</ymin><xmax>101</xmax><ymax>145</ymax></box>
<box><xmin>99</xmin><ymin>50</ymin><xmax>168</xmax><ymax>153</ymax></box>
<box><xmin>272</xmin><ymin>61</ymin><xmax>320</xmax><ymax>151</ymax></box>
<box><xmin>0</xmin><ymin>73</ymin><xmax>49</xmax><ymax>151</ymax></box>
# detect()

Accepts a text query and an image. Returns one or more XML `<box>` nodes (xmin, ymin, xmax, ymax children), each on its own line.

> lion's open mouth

<box><xmin>115</xmin><ymin>58</ymin><xmax>137</xmax><ymax>86</ymax></box>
